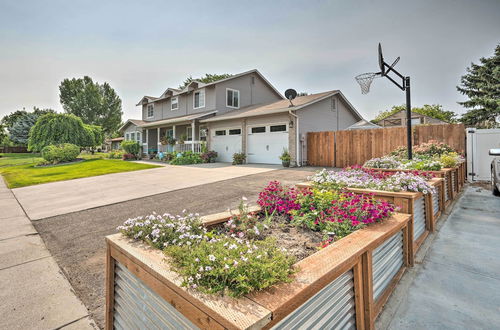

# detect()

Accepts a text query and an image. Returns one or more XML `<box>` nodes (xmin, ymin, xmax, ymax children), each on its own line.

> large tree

<box><xmin>372</xmin><ymin>104</ymin><xmax>458</xmax><ymax>123</ymax></box>
<box><xmin>59</xmin><ymin>76</ymin><xmax>123</xmax><ymax>135</ymax></box>
<box><xmin>457</xmin><ymin>44</ymin><xmax>500</xmax><ymax>128</ymax></box>
<box><xmin>1</xmin><ymin>107</ymin><xmax>55</xmax><ymax>145</ymax></box>
<box><xmin>178</xmin><ymin>73</ymin><xmax>232</xmax><ymax>89</ymax></box>
<box><xmin>28</xmin><ymin>113</ymin><xmax>103</xmax><ymax>152</ymax></box>
<box><xmin>0</xmin><ymin>123</ymin><xmax>6</xmax><ymax>143</ymax></box>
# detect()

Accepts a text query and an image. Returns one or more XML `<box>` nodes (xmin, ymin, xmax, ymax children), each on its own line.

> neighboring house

<box><xmin>375</xmin><ymin>110</ymin><xmax>447</xmax><ymax>127</ymax></box>
<box><xmin>110</xmin><ymin>137</ymin><xmax>124</xmax><ymax>150</ymax></box>
<box><xmin>121</xmin><ymin>69</ymin><xmax>363</xmax><ymax>165</ymax></box>
<box><xmin>346</xmin><ymin>119</ymin><xmax>381</xmax><ymax>130</ymax></box>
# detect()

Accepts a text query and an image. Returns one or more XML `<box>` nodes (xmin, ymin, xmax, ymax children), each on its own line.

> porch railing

<box><xmin>174</xmin><ymin>142</ymin><xmax>202</xmax><ymax>153</ymax></box>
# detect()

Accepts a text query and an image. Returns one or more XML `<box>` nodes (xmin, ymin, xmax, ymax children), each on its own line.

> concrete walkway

<box><xmin>379</xmin><ymin>185</ymin><xmax>500</xmax><ymax>329</ymax></box>
<box><xmin>13</xmin><ymin>163</ymin><xmax>278</xmax><ymax>220</ymax></box>
<box><xmin>0</xmin><ymin>179</ymin><xmax>95</xmax><ymax>329</ymax></box>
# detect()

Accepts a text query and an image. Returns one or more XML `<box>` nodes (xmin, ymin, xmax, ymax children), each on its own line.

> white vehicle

<box><xmin>490</xmin><ymin>148</ymin><xmax>500</xmax><ymax>196</ymax></box>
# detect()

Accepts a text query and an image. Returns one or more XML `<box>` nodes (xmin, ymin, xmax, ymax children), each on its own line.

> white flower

<box><xmin>208</xmin><ymin>255</ymin><xmax>216</xmax><ymax>262</ymax></box>
<box><xmin>241</xmin><ymin>256</ymin><xmax>248</xmax><ymax>262</ymax></box>
<box><xmin>242</xmin><ymin>196</ymin><xmax>248</xmax><ymax>201</ymax></box>
<box><xmin>205</xmin><ymin>266</ymin><xmax>212</xmax><ymax>271</ymax></box>
<box><xmin>233</xmin><ymin>260</ymin><xmax>238</xmax><ymax>266</ymax></box>
<box><xmin>195</xmin><ymin>258</ymin><xmax>200</xmax><ymax>262</ymax></box>
<box><xmin>188</xmin><ymin>276</ymin><xmax>194</xmax><ymax>282</ymax></box>
<box><xmin>224</xmin><ymin>264</ymin><xmax>230</xmax><ymax>269</ymax></box>
<box><xmin>229</xmin><ymin>244</ymin><xmax>237</xmax><ymax>250</ymax></box>
<box><xmin>195</xmin><ymin>273</ymin><xmax>202</xmax><ymax>280</ymax></box>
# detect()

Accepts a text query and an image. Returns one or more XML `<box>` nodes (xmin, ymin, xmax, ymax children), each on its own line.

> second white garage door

<box><xmin>247</xmin><ymin>124</ymin><xmax>289</xmax><ymax>164</ymax></box>
<box><xmin>211</xmin><ymin>128</ymin><xmax>242</xmax><ymax>162</ymax></box>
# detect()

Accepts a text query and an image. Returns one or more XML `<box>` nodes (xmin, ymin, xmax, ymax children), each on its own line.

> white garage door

<box><xmin>247</xmin><ymin>124</ymin><xmax>289</xmax><ymax>164</ymax></box>
<box><xmin>210</xmin><ymin>128</ymin><xmax>242</xmax><ymax>162</ymax></box>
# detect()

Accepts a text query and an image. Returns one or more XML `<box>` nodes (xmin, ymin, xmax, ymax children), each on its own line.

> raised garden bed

<box><xmin>106</xmin><ymin>210</ymin><xmax>411</xmax><ymax>329</ymax></box>
<box><xmin>296</xmin><ymin>177</ymin><xmax>444</xmax><ymax>263</ymax></box>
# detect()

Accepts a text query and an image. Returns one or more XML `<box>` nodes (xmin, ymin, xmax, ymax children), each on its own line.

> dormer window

<box><xmin>226</xmin><ymin>88</ymin><xmax>240</xmax><ymax>109</ymax></box>
<box><xmin>147</xmin><ymin>104</ymin><xmax>154</xmax><ymax>118</ymax></box>
<box><xmin>171</xmin><ymin>97</ymin><xmax>178</xmax><ymax>111</ymax></box>
<box><xmin>193</xmin><ymin>89</ymin><xmax>205</xmax><ymax>109</ymax></box>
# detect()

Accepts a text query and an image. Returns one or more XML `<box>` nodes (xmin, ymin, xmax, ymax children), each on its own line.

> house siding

<box><xmin>298</xmin><ymin>95</ymin><xmax>358</xmax><ymax>165</ymax></box>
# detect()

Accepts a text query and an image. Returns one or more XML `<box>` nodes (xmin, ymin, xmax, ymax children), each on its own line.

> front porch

<box><xmin>143</xmin><ymin>121</ymin><xmax>207</xmax><ymax>155</ymax></box>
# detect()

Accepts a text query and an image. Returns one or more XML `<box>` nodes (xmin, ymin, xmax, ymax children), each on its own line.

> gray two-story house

<box><xmin>119</xmin><ymin>69</ymin><xmax>363</xmax><ymax>165</ymax></box>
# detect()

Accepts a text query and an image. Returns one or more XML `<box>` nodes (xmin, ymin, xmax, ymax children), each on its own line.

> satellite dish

<box><xmin>285</xmin><ymin>89</ymin><xmax>297</xmax><ymax>100</ymax></box>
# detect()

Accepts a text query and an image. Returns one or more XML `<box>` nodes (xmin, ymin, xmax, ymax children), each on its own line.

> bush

<box><xmin>122</xmin><ymin>153</ymin><xmax>136</xmax><ymax>160</ymax></box>
<box><xmin>41</xmin><ymin>143</ymin><xmax>80</xmax><ymax>164</ymax></box>
<box><xmin>170</xmin><ymin>151</ymin><xmax>203</xmax><ymax>165</ymax></box>
<box><xmin>108</xmin><ymin>150</ymin><xmax>125</xmax><ymax>159</ymax></box>
<box><xmin>121</xmin><ymin>140</ymin><xmax>141</xmax><ymax>156</ymax></box>
<box><xmin>232</xmin><ymin>152</ymin><xmax>246</xmax><ymax>165</ymax></box>
<box><xmin>201</xmin><ymin>150</ymin><xmax>217</xmax><ymax>163</ymax></box>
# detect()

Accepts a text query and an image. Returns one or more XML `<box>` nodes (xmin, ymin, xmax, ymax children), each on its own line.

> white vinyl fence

<box><xmin>466</xmin><ymin>128</ymin><xmax>500</xmax><ymax>181</ymax></box>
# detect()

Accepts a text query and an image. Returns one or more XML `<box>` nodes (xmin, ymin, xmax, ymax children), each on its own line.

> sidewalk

<box><xmin>0</xmin><ymin>179</ymin><xmax>95</xmax><ymax>329</ymax></box>
<box><xmin>378</xmin><ymin>185</ymin><xmax>500</xmax><ymax>329</ymax></box>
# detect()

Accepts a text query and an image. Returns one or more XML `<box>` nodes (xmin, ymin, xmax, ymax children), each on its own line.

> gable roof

<box><xmin>139</xmin><ymin>111</ymin><xmax>217</xmax><ymax>128</ymax></box>
<box><xmin>136</xmin><ymin>69</ymin><xmax>284</xmax><ymax>106</ymax></box>
<box><xmin>201</xmin><ymin>90</ymin><xmax>362</xmax><ymax>123</ymax></box>
<box><xmin>118</xmin><ymin>119</ymin><xmax>147</xmax><ymax>132</ymax></box>
<box><xmin>347</xmin><ymin>119</ymin><xmax>381</xmax><ymax>130</ymax></box>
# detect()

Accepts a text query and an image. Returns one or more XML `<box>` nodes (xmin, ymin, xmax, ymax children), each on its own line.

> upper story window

<box><xmin>171</xmin><ymin>97</ymin><xmax>178</xmax><ymax>111</ymax></box>
<box><xmin>147</xmin><ymin>104</ymin><xmax>154</xmax><ymax>118</ymax></box>
<box><xmin>193</xmin><ymin>89</ymin><xmax>205</xmax><ymax>109</ymax></box>
<box><xmin>226</xmin><ymin>88</ymin><xmax>240</xmax><ymax>108</ymax></box>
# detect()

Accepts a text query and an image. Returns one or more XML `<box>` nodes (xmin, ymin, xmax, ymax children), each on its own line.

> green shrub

<box><xmin>232</xmin><ymin>152</ymin><xmax>246</xmax><ymax>165</ymax></box>
<box><xmin>41</xmin><ymin>143</ymin><xmax>80</xmax><ymax>164</ymax></box>
<box><xmin>121</xmin><ymin>140</ymin><xmax>141</xmax><ymax>156</ymax></box>
<box><xmin>108</xmin><ymin>150</ymin><xmax>124</xmax><ymax>159</ymax></box>
<box><xmin>170</xmin><ymin>151</ymin><xmax>203</xmax><ymax>165</ymax></box>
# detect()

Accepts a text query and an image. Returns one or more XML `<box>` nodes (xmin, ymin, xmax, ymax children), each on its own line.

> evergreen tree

<box><xmin>178</xmin><ymin>73</ymin><xmax>232</xmax><ymax>89</ymax></box>
<box><xmin>59</xmin><ymin>76</ymin><xmax>123</xmax><ymax>135</ymax></box>
<box><xmin>9</xmin><ymin>113</ymin><xmax>38</xmax><ymax>145</ymax></box>
<box><xmin>457</xmin><ymin>44</ymin><xmax>500</xmax><ymax>128</ymax></box>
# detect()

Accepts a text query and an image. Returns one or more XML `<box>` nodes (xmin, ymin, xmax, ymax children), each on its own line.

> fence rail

<box><xmin>307</xmin><ymin>124</ymin><xmax>465</xmax><ymax>167</ymax></box>
<box><xmin>0</xmin><ymin>146</ymin><xmax>28</xmax><ymax>153</ymax></box>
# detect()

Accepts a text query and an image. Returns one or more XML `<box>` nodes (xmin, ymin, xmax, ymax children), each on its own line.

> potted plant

<box><xmin>232</xmin><ymin>152</ymin><xmax>246</xmax><ymax>165</ymax></box>
<box><xmin>279</xmin><ymin>148</ymin><xmax>291</xmax><ymax>167</ymax></box>
<box><xmin>179</xmin><ymin>134</ymin><xmax>187</xmax><ymax>144</ymax></box>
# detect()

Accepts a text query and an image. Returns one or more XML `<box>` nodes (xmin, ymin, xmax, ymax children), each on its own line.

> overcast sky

<box><xmin>0</xmin><ymin>0</ymin><xmax>499</xmax><ymax>122</ymax></box>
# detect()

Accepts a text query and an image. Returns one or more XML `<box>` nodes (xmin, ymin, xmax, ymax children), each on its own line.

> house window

<box><xmin>125</xmin><ymin>133</ymin><xmax>129</xmax><ymax>140</ymax></box>
<box><xmin>130</xmin><ymin>132</ymin><xmax>135</xmax><ymax>141</ymax></box>
<box><xmin>193</xmin><ymin>89</ymin><xmax>205</xmax><ymax>109</ymax></box>
<box><xmin>136</xmin><ymin>132</ymin><xmax>141</xmax><ymax>142</ymax></box>
<box><xmin>147</xmin><ymin>104</ymin><xmax>154</xmax><ymax>118</ymax></box>
<box><xmin>226</xmin><ymin>88</ymin><xmax>240</xmax><ymax>108</ymax></box>
<box><xmin>186</xmin><ymin>127</ymin><xmax>193</xmax><ymax>141</ymax></box>
<box><xmin>199</xmin><ymin>128</ymin><xmax>207</xmax><ymax>141</ymax></box>
<box><xmin>229</xmin><ymin>128</ymin><xmax>241</xmax><ymax>135</ymax></box>
<box><xmin>171</xmin><ymin>97</ymin><xmax>178</xmax><ymax>111</ymax></box>
<box><xmin>411</xmin><ymin>118</ymin><xmax>421</xmax><ymax>126</ymax></box>
<box><xmin>167</xmin><ymin>128</ymin><xmax>174</xmax><ymax>138</ymax></box>
<box><xmin>251</xmin><ymin>126</ymin><xmax>266</xmax><ymax>134</ymax></box>
<box><xmin>270</xmin><ymin>124</ymin><xmax>287</xmax><ymax>132</ymax></box>
<box><xmin>215</xmin><ymin>130</ymin><xmax>226</xmax><ymax>136</ymax></box>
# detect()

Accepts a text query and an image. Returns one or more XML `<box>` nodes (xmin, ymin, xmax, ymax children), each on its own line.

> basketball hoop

<box><xmin>355</xmin><ymin>72</ymin><xmax>380</xmax><ymax>94</ymax></box>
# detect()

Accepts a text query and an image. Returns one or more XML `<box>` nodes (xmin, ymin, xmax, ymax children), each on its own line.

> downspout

<box><xmin>288</xmin><ymin>109</ymin><xmax>300</xmax><ymax>167</ymax></box>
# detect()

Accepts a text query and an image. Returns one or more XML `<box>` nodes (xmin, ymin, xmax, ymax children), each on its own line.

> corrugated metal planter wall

<box><xmin>413</xmin><ymin>196</ymin><xmax>427</xmax><ymax>243</ymax></box>
<box><xmin>272</xmin><ymin>270</ymin><xmax>356</xmax><ymax>330</ymax></box>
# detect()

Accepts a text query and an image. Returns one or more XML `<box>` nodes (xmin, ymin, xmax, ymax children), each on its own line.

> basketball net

<box><xmin>355</xmin><ymin>72</ymin><xmax>379</xmax><ymax>94</ymax></box>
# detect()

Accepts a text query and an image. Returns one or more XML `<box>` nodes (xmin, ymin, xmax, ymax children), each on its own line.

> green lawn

<box><xmin>0</xmin><ymin>158</ymin><xmax>160</xmax><ymax>188</ymax></box>
<box><xmin>0</xmin><ymin>153</ymin><xmax>43</xmax><ymax>167</ymax></box>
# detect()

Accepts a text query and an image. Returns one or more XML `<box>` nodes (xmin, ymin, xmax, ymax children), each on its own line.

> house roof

<box><xmin>139</xmin><ymin>110</ymin><xmax>217</xmax><ymax>128</ymax></box>
<box><xmin>118</xmin><ymin>119</ymin><xmax>147</xmax><ymax>132</ymax></box>
<box><xmin>135</xmin><ymin>69</ymin><xmax>284</xmax><ymax>106</ymax></box>
<box><xmin>346</xmin><ymin>119</ymin><xmax>381</xmax><ymax>130</ymax></box>
<box><xmin>200</xmin><ymin>90</ymin><xmax>363</xmax><ymax>123</ymax></box>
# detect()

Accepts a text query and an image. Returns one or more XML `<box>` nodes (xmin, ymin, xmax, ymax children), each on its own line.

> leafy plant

<box><xmin>224</xmin><ymin>199</ymin><xmax>273</xmax><ymax>239</ymax></box>
<box><xmin>108</xmin><ymin>150</ymin><xmax>124</xmax><ymax>159</ymax></box>
<box><xmin>279</xmin><ymin>148</ymin><xmax>291</xmax><ymax>162</ymax></box>
<box><xmin>121</xmin><ymin>140</ymin><xmax>141</xmax><ymax>156</ymax></box>
<box><xmin>122</xmin><ymin>153</ymin><xmax>136</xmax><ymax>160</ymax></box>
<box><xmin>41</xmin><ymin>143</ymin><xmax>80</xmax><ymax>164</ymax></box>
<box><xmin>170</xmin><ymin>151</ymin><xmax>203</xmax><ymax>165</ymax></box>
<box><xmin>232</xmin><ymin>152</ymin><xmax>246</xmax><ymax>165</ymax></box>
<box><xmin>200</xmin><ymin>150</ymin><xmax>218</xmax><ymax>163</ymax></box>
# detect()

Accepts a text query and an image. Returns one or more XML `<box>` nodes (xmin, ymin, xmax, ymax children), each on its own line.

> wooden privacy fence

<box><xmin>307</xmin><ymin>123</ymin><xmax>465</xmax><ymax>167</ymax></box>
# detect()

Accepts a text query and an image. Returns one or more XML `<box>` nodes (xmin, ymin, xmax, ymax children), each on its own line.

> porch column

<box><xmin>157</xmin><ymin>127</ymin><xmax>161</xmax><ymax>150</ymax></box>
<box><xmin>191</xmin><ymin>121</ymin><xmax>195</xmax><ymax>152</ymax></box>
<box><xmin>145</xmin><ymin>129</ymin><xmax>149</xmax><ymax>153</ymax></box>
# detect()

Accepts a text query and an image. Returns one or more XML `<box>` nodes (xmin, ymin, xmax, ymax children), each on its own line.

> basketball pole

<box><xmin>405</xmin><ymin>76</ymin><xmax>412</xmax><ymax>160</ymax></box>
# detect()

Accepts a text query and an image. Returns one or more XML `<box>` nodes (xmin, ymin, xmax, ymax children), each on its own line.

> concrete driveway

<box><xmin>378</xmin><ymin>185</ymin><xmax>500</xmax><ymax>329</ymax></box>
<box><xmin>13</xmin><ymin>163</ymin><xmax>279</xmax><ymax>220</ymax></box>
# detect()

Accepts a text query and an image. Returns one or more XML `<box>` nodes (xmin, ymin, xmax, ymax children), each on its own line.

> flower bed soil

<box><xmin>34</xmin><ymin>158</ymin><xmax>85</xmax><ymax>167</ymax></box>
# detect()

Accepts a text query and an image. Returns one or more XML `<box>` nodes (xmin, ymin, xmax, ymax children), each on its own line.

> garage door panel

<box><xmin>211</xmin><ymin>128</ymin><xmax>242</xmax><ymax>163</ymax></box>
<box><xmin>247</xmin><ymin>125</ymin><xmax>288</xmax><ymax>164</ymax></box>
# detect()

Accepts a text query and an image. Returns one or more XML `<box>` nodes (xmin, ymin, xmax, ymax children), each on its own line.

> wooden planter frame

<box><xmin>106</xmin><ymin>211</ymin><xmax>411</xmax><ymax>330</ymax></box>
<box><xmin>365</xmin><ymin>165</ymin><xmax>463</xmax><ymax>210</ymax></box>
<box><xmin>296</xmin><ymin>178</ymin><xmax>444</xmax><ymax>265</ymax></box>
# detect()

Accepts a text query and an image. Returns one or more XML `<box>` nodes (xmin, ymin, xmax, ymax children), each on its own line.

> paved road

<box><xmin>13</xmin><ymin>163</ymin><xmax>279</xmax><ymax>220</ymax></box>
<box><xmin>0</xmin><ymin>179</ymin><xmax>95</xmax><ymax>330</ymax></box>
<box><xmin>379</xmin><ymin>185</ymin><xmax>500</xmax><ymax>329</ymax></box>
<box><xmin>33</xmin><ymin>167</ymin><xmax>318</xmax><ymax>329</ymax></box>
